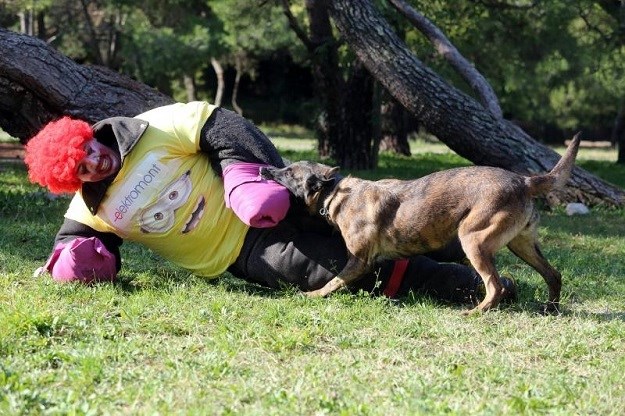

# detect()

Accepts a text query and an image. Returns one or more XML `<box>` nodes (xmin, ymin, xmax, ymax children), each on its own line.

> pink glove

<box><xmin>40</xmin><ymin>237</ymin><xmax>117</xmax><ymax>283</ymax></box>
<box><xmin>222</xmin><ymin>162</ymin><xmax>290</xmax><ymax>228</ymax></box>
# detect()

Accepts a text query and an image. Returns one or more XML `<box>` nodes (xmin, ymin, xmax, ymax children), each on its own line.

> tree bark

<box><xmin>210</xmin><ymin>57</ymin><xmax>225</xmax><ymax>107</ymax></box>
<box><xmin>0</xmin><ymin>28</ymin><xmax>173</xmax><ymax>141</ymax></box>
<box><xmin>614</xmin><ymin>103</ymin><xmax>625</xmax><ymax>165</ymax></box>
<box><xmin>329</xmin><ymin>0</ymin><xmax>624</xmax><ymax>207</ymax></box>
<box><xmin>305</xmin><ymin>0</ymin><xmax>344</xmax><ymax>159</ymax></box>
<box><xmin>379</xmin><ymin>91</ymin><xmax>410</xmax><ymax>156</ymax></box>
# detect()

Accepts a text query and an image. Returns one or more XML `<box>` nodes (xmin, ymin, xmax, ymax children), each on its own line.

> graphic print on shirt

<box><xmin>98</xmin><ymin>150</ymin><xmax>206</xmax><ymax>234</ymax></box>
<box><xmin>137</xmin><ymin>170</ymin><xmax>206</xmax><ymax>234</ymax></box>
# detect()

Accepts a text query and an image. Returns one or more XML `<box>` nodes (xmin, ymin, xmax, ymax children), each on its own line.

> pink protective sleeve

<box><xmin>222</xmin><ymin>162</ymin><xmax>290</xmax><ymax>228</ymax></box>
<box><xmin>42</xmin><ymin>237</ymin><xmax>117</xmax><ymax>283</ymax></box>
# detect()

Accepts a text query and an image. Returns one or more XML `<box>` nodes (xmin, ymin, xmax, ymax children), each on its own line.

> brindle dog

<box><xmin>260</xmin><ymin>134</ymin><xmax>581</xmax><ymax>314</ymax></box>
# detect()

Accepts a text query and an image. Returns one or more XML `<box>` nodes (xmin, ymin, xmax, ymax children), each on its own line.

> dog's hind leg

<box><xmin>457</xmin><ymin>232</ymin><xmax>505</xmax><ymax>314</ymax></box>
<box><xmin>506</xmin><ymin>227</ymin><xmax>562</xmax><ymax>313</ymax></box>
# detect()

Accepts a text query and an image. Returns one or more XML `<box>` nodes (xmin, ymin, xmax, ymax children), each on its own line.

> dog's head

<box><xmin>260</xmin><ymin>161</ymin><xmax>340</xmax><ymax>208</ymax></box>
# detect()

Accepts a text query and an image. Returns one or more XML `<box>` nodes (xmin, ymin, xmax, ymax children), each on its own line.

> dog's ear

<box><xmin>325</xmin><ymin>166</ymin><xmax>340</xmax><ymax>179</ymax></box>
<box><xmin>306</xmin><ymin>174</ymin><xmax>335</xmax><ymax>194</ymax></box>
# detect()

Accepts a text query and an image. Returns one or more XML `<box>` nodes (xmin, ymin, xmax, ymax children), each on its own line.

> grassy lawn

<box><xmin>1</xmin><ymin>131</ymin><xmax>625</xmax><ymax>415</ymax></box>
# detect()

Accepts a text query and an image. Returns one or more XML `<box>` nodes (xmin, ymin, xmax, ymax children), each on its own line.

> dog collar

<box><xmin>316</xmin><ymin>175</ymin><xmax>343</xmax><ymax>219</ymax></box>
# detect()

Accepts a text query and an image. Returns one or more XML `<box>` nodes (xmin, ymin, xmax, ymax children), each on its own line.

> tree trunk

<box><xmin>303</xmin><ymin>0</ymin><xmax>378</xmax><ymax>168</ymax></box>
<box><xmin>328</xmin><ymin>0</ymin><xmax>624</xmax><ymax>207</ymax></box>
<box><xmin>0</xmin><ymin>28</ymin><xmax>173</xmax><ymax>141</ymax></box>
<box><xmin>379</xmin><ymin>91</ymin><xmax>410</xmax><ymax>156</ymax></box>
<box><xmin>342</xmin><ymin>59</ymin><xmax>377</xmax><ymax>169</ymax></box>
<box><xmin>19</xmin><ymin>10</ymin><xmax>34</xmax><ymax>36</ymax></box>
<box><xmin>183</xmin><ymin>73</ymin><xmax>197</xmax><ymax>102</ymax></box>
<box><xmin>305</xmin><ymin>0</ymin><xmax>344</xmax><ymax>159</ymax></box>
<box><xmin>613</xmin><ymin>103</ymin><xmax>625</xmax><ymax>165</ymax></box>
<box><xmin>210</xmin><ymin>57</ymin><xmax>225</xmax><ymax>107</ymax></box>
<box><xmin>36</xmin><ymin>12</ymin><xmax>46</xmax><ymax>40</ymax></box>
<box><xmin>232</xmin><ymin>55</ymin><xmax>244</xmax><ymax>116</ymax></box>
<box><xmin>79</xmin><ymin>0</ymin><xmax>104</xmax><ymax>65</ymax></box>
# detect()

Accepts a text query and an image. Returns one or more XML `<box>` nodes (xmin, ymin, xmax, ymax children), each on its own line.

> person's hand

<box><xmin>39</xmin><ymin>237</ymin><xmax>117</xmax><ymax>283</ymax></box>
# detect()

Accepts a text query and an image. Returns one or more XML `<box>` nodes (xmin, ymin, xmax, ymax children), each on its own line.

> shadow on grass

<box><xmin>114</xmin><ymin>273</ymin><xmax>288</xmax><ymax>303</ymax></box>
<box><xmin>580</xmin><ymin>310</ymin><xmax>625</xmax><ymax>322</ymax></box>
<box><xmin>577</xmin><ymin>160</ymin><xmax>625</xmax><ymax>189</ymax></box>
<box><xmin>113</xmin><ymin>249</ymin><xmax>285</xmax><ymax>299</ymax></box>
<box><xmin>0</xmin><ymin>187</ymin><xmax>69</xmax><ymax>266</ymax></box>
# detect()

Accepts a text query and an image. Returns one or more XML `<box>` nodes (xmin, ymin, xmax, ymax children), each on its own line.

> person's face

<box><xmin>76</xmin><ymin>139</ymin><xmax>121</xmax><ymax>183</ymax></box>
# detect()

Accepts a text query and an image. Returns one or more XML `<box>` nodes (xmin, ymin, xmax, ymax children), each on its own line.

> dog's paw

<box><xmin>461</xmin><ymin>306</ymin><xmax>484</xmax><ymax>316</ymax></box>
<box><xmin>304</xmin><ymin>289</ymin><xmax>327</xmax><ymax>298</ymax></box>
<box><xmin>540</xmin><ymin>301</ymin><xmax>561</xmax><ymax>316</ymax></box>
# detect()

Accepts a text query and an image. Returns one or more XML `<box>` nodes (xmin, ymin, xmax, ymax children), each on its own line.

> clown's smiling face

<box><xmin>76</xmin><ymin>139</ymin><xmax>121</xmax><ymax>183</ymax></box>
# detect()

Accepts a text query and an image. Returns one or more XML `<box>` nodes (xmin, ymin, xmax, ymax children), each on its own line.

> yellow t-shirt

<box><xmin>65</xmin><ymin>102</ymin><xmax>249</xmax><ymax>277</ymax></box>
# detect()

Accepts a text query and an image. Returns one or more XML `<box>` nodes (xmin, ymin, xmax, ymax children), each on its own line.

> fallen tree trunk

<box><xmin>0</xmin><ymin>28</ymin><xmax>173</xmax><ymax>140</ymax></box>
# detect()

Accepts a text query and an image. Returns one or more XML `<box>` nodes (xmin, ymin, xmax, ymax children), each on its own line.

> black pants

<box><xmin>229</xmin><ymin>205</ymin><xmax>481</xmax><ymax>303</ymax></box>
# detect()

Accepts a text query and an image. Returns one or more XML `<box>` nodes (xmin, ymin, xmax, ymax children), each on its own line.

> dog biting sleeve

<box><xmin>222</xmin><ymin>162</ymin><xmax>290</xmax><ymax>228</ymax></box>
<box><xmin>42</xmin><ymin>237</ymin><xmax>117</xmax><ymax>283</ymax></box>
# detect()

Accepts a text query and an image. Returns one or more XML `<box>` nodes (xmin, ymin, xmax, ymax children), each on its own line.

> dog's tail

<box><xmin>526</xmin><ymin>132</ymin><xmax>581</xmax><ymax>197</ymax></box>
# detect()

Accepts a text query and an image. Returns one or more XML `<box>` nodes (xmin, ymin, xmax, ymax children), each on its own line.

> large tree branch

<box><xmin>280</xmin><ymin>0</ymin><xmax>314</xmax><ymax>51</ymax></box>
<box><xmin>329</xmin><ymin>0</ymin><xmax>625</xmax><ymax>207</ymax></box>
<box><xmin>388</xmin><ymin>0</ymin><xmax>503</xmax><ymax>119</ymax></box>
<box><xmin>0</xmin><ymin>28</ymin><xmax>173</xmax><ymax>140</ymax></box>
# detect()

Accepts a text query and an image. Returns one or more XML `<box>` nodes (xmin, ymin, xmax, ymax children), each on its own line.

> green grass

<box><xmin>1</xmin><ymin>133</ymin><xmax>625</xmax><ymax>415</ymax></box>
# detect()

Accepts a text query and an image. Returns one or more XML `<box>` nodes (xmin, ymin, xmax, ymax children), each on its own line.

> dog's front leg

<box><xmin>305</xmin><ymin>255</ymin><xmax>368</xmax><ymax>298</ymax></box>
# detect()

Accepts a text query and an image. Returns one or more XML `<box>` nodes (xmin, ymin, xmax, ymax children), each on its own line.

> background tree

<box><xmin>210</xmin><ymin>0</ymin><xmax>302</xmax><ymax>115</ymax></box>
<box><xmin>396</xmin><ymin>0</ymin><xmax>624</xmax><ymax>157</ymax></box>
<box><xmin>2</xmin><ymin>0</ymin><xmax>53</xmax><ymax>38</ymax></box>
<box><xmin>281</xmin><ymin>0</ymin><xmax>381</xmax><ymax>169</ymax></box>
<box><xmin>2</xmin><ymin>0</ymin><xmax>622</xmax><ymax>157</ymax></box>
<box><xmin>582</xmin><ymin>0</ymin><xmax>625</xmax><ymax>164</ymax></box>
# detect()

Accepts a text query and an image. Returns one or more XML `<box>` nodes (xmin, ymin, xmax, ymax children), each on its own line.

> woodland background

<box><xmin>0</xmin><ymin>0</ymin><xmax>624</xmax><ymax>205</ymax></box>
<box><xmin>3</xmin><ymin>1</ymin><xmax>624</xmax><ymax>142</ymax></box>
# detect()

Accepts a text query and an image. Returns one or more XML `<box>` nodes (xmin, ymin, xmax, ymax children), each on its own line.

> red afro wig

<box><xmin>24</xmin><ymin>116</ymin><xmax>94</xmax><ymax>194</ymax></box>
